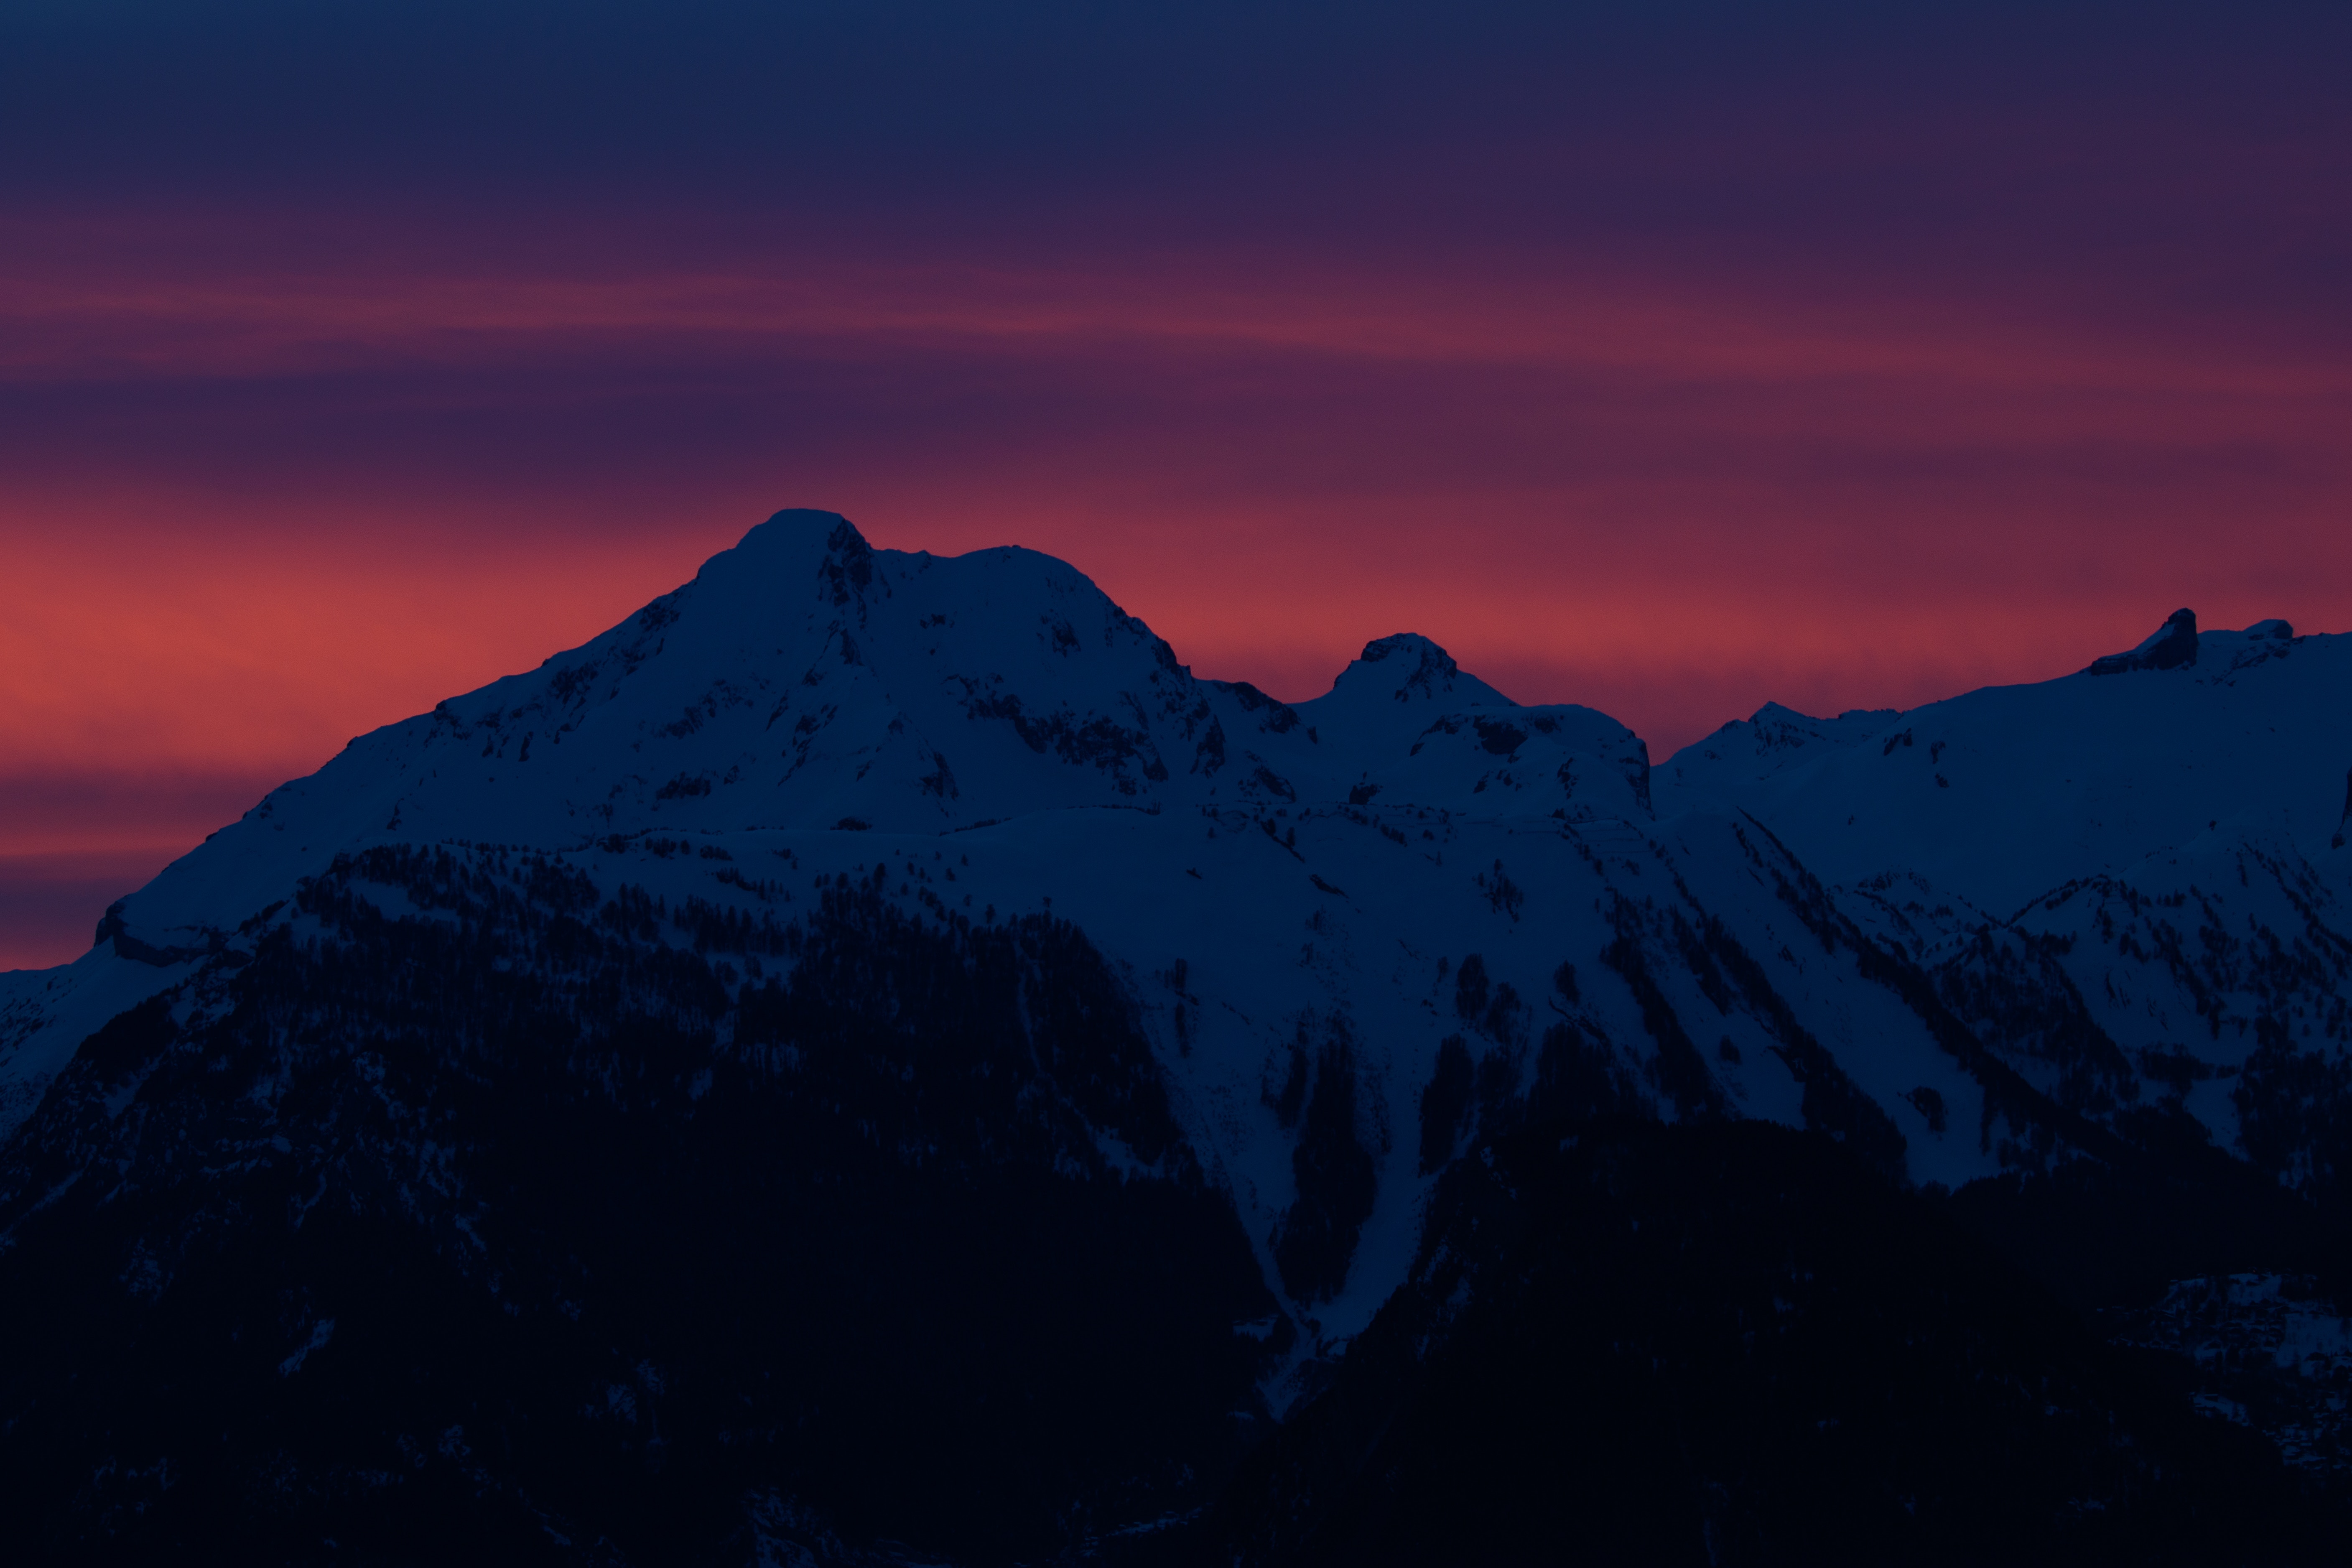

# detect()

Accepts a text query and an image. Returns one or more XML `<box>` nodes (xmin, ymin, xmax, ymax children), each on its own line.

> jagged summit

<box><xmin>1305</xmin><ymin>633</ymin><xmax>1512</xmax><ymax>720</ymax></box>
<box><xmin>2082</xmin><ymin>609</ymin><xmax>2295</xmax><ymax>678</ymax></box>
<box><xmin>1289</xmin><ymin>632</ymin><xmax>1651</xmax><ymax>818</ymax></box>
<box><xmin>680</xmin><ymin>508</ymin><xmax>886</xmax><ymax>621</ymax></box>
<box><xmin>696</xmin><ymin>506</ymin><xmax>867</xmax><ymax>578</ymax></box>
<box><xmin>1293</xmin><ymin>632</ymin><xmax>1512</xmax><ymax>753</ymax></box>
<box><xmin>1355</xmin><ymin>632</ymin><xmax>1497</xmax><ymax>694</ymax></box>
<box><xmin>2088</xmin><ymin>607</ymin><xmax>2200</xmax><ymax>676</ymax></box>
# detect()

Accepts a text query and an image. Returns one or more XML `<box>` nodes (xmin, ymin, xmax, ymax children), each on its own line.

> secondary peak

<box><xmin>2087</xmin><ymin>608</ymin><xmax>2197</xmax><ymax>676</ymax></box>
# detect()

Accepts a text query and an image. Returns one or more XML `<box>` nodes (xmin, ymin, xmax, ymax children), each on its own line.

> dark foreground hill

<box><xmin>1205</xmin><ymin>1118</ymin><xmax>2337</xmax><ymax>1567</ymax></box>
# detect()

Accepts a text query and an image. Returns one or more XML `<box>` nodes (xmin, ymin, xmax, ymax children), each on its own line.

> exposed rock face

<box><xmin>1351</xmin><ymin>632</ymin><xmax>1499</xmax><ymax>702</ymax></box>
<box><xmin>2089</xmin><ymin>607</ymin><xmax>2199</xmax><ymax>675</ymax></box>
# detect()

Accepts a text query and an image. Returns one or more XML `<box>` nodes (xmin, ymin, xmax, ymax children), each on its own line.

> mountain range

<box><xmin>4</xmin><ymin>510</ymin><xmax>2349</xmax><ymax>1563</ymax></box>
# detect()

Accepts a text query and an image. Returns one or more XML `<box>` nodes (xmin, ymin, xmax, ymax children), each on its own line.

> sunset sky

<box><xmin>4</xmin><ymin>1</ymin><xmax>2349</xmax><ymax>969</ymax></box>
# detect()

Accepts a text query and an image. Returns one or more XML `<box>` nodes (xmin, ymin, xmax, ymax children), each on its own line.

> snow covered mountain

<box><xmin>1658</xmin><ymin>612</ymin><xmax>2352</xmax><ymax>1188</ymax></box>
<box><xmin>1659</xmin><ymin>610</ymin><xmax>2347</xmax><ymax>913</ymax></box>
<box><xmin>4</xmin><ymin>511</ymin><xmax>2349</xmax><ymax>1561</ymax></box>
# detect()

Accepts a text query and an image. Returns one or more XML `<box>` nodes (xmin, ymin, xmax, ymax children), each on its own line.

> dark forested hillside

<box><xmin>1204</xmin><ymin>1117</ymin><xmax>2345</xmax><ymax>1568</ymax></box>
<box><xmin>0</xmin><ymin>848</ymin><xmax>1279</xmax><ymax>1563</ymax></box>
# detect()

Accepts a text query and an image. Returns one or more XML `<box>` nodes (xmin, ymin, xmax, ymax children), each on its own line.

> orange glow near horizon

<box><xmin>5</xmin><ymin>205</ymin><xmax>2350</xmax><ymax>969</ymax></box>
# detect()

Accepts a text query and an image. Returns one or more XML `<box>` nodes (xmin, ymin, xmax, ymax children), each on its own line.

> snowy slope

<box><xmin>0</xmin><ymin>514</ymin><xmax>1950</xmax><ymax>1402</ymax></box>
<box><xmin>105</xmin><ymin>513</ymin><xmax>1318</xmax><ymax>948</ymax></box>
<box><xmin>1656</xmin><ymin>701</ymin><xmax>1899</xmax><ymax>803</ymax></box>
<box><xmin>12</xmin><ymin>512</ymin><xmax>2352</xmax><ymax>1559</ymax></box>
<box><xmin>492</xmin><ymin>793</ymin><xmax>1996</xmax><ymax>1376</ymax></box>
<box><xmin>1659</xmin><ymin>610</ymin><xmax>2352</xmax><ymax>1193</ymax></box>
<box><xmin>0</xmin><ymin>947</ymin><xmax>192</xmax><ymax>1135</ymax></box>
<box><xmin>8</xmin><ymin>517</ymin><xmax>2350</xmax><ymax>1423</ymax></box>
<box><xmin>1659</xmin><ymin>615</ymin><xmax>2351</xmax><ymax>916</ymax></box>
<box><xmin>1297</xmin><ymin>632</ymin><xmax>1652</xmax><ymax>821</ymax></box>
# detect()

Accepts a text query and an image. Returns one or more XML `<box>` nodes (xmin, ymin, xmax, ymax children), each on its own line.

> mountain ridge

<box><xmin>3</xmin><ymin>512</ymin><xmax>2349</xmax><ymax>1561</ymax></box>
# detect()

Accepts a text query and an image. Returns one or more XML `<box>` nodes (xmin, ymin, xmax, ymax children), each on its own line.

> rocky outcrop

<box><xmin>2088</xmin><ymin>608</ymin><xmax>2199</xmax><ymax>675</ymax></box>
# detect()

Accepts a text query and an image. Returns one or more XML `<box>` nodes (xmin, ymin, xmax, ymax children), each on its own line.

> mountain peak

<box><xmin>2087</xmin><ymin>607</ymin><xmax>2197</xmax><ymax>676</ymax></box>
<box><xmin>697</xmin><ymin>508</ymin><xmax>871</xmax><ymax>601</ymax></box>
<box><xmin>1358</xmin><ymin>630</ymin><xmax>1449</xmax><ymax>665</ymax></box>
<box><xmin>1328</xmin><ymin>633</ymin><xmax>1512</xmax><ymax>708</ymax></box>
<box><xmin>1292</xmin><ymin>633</ymin><xmax>1517</xmax><ymax>759</ymax></box>
<box><xmin>739</xmin><ymin>506</ymin><xmax>864</xmax><ymax>554</ymax></box>
<box><xmin>1281</xmin><ymin>632</ymin><xmax>1659</xmax><ymax>819</ymax></box>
